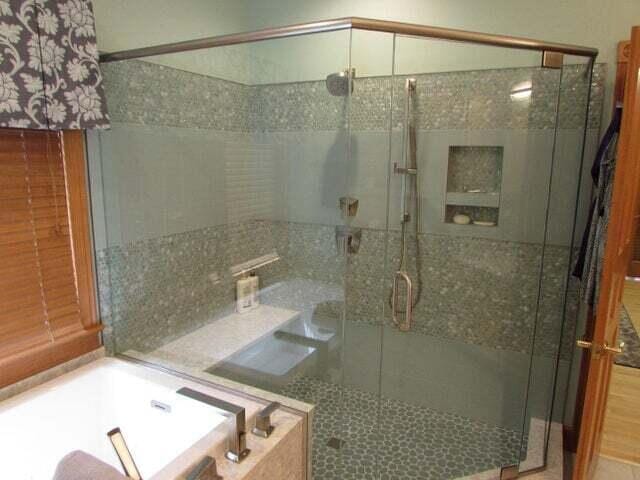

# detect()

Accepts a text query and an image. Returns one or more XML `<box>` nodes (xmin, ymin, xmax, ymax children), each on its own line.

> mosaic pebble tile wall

<box><xmin>101</xmin><ymin>61</ymin><xmax>255</xmax><ymax>132</ymax></box>
<box><xmin>96</xmin><ymin>59</ymin><xmax>604</xmax><ymax>360</ymax></box>
<box><xmin>101</xmin><ymin>61</ymin><xmax>604</xmax><ymax>133</ymax></box>
<box><xmin>447</xmin><ymin>146</ymin><xmax>503</xmax><ymax>193</ymax></box>
<box><xmin>97</xmin><ymin>217</ymin><xmax>576</xmax><ymax>359</ymax></box>
<box><xmin>96</xmin><ymin>220</ymin><xmax>290</xmax><ymax>353</ymax></box>
<box><xmin>271</xmin><ymin>222</ymin><xmax>576</xmax><ymax>358</ymax></box>
<box><xmin>253</xmin><ymin>64</ymin><xmax>604</xmax><ymax>132</ymax></box>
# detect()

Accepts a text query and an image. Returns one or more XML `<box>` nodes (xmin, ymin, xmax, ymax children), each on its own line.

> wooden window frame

<box><xmin>0</xmin><ymin>130</ymin><xmax>102</xmax><ymax>389</ymax></box>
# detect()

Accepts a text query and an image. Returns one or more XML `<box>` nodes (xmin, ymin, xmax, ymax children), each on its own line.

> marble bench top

<box><xmin>150</xmin><ymin>304</ymin><xmax>299</xmax><ymax>371</ymax></box>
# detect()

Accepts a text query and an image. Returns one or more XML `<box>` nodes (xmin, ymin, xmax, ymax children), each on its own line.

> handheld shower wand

<box><xmin>390</xmin><ymin>78</ymin><xmax>423</xmax><ymax>332</ymax></box>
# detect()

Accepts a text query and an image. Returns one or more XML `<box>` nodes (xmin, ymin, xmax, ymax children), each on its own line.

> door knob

<box><xmin>603</xmin><ymin>342</ymin><xmax>625</xmax><ymax>355</ymax></box>
<box><xmin>576</xmin><ymin>339</ymin><xmax>593</xmax><ymax>350</ymax></box>
<box><xmin>576</xmin><ymin>339</ymin><xmax>625</xmax><ymax>356</ymax></box>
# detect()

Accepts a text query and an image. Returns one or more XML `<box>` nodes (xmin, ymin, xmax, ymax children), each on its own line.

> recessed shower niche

<box><xmin>445</xmin><ymin>145</ymin><xmax>503</xmax><ymax>226</ymax></box>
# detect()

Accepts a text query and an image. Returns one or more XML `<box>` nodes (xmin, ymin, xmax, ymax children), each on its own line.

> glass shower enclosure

<box><xmin>88</xmin><ymin>18</ymin><xmax>602</xmax><ymax>480</ymax></box>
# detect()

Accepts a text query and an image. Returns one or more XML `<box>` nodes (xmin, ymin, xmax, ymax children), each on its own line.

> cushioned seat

<box><xmin>52</xmin><ymin>451</ymin><xmax>127</xmax><ymax>480</ymax></box>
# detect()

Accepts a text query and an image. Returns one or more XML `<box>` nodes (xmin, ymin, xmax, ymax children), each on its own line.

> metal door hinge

<box><xmin>542</xmin><ymin>51</ymin><xmax>563</xmax><ymax>69</ymax></box>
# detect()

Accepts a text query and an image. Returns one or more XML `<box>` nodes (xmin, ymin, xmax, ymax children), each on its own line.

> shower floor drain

<box><xmin>326</xmin><ymin>437</ymin><xmax>344</xmax><ymax>450</ymax></box>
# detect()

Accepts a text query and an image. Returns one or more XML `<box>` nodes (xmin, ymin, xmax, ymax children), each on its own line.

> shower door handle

<box><xmin>392</xmin><ymin>270</ymin><xmax>412</xmax><ymax>332</ymax></box>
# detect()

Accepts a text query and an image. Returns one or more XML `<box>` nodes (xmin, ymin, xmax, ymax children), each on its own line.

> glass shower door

<box><xmin>375</xmin><ymin>35</ymin><xmax>565</xmax><ymax>478</ymax></box>
<box><xmin>88</xmin><ymin>29</ymin><xmax>355</xmax><ymax>478</ymax></box>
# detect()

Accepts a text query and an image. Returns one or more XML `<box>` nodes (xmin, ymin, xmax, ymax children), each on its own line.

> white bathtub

<box><xmin>0</xmin><ymin>358</ymin><xmax>227</xmax><ymax>480</ymax></box>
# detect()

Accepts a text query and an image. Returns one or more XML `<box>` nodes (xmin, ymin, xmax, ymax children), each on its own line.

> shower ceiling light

<box><xmin>510</xmin><ymin>81</ymin><xmax>532</xmax><ymax>100</ymax></box>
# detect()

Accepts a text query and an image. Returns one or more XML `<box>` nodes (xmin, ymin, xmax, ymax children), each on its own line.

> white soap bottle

<box><xmin>236</xmin><ymin>275</ymin><xmax>254</xmax><ymax>313</ymax></box>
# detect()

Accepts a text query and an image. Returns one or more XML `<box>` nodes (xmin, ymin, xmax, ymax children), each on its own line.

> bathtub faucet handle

<box><xmin>252</xmin><ymin>402</ymin><xmax>280</xmax><ymax>438</ymax></box>
<box><xmin>185</xmin><ymin>456</ymin><xmax>222</xmax><ymax>480</ymax></box>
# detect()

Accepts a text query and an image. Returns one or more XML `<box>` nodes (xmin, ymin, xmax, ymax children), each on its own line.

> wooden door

<box><xmin>628</xmin><ymin>229</ymin><xmax>640</xmax><ymax>277</ymax></box>
<box><xmin>573</xmin><ymin>27</ymin><xmax>640</xmax><ymax>479</ymax></box>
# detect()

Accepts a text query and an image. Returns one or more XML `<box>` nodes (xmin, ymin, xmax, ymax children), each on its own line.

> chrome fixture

<box><xmin>335</xmin><ymin>225</ymin><xmax>361</xmax><ymax>255</ymax></box>
<box><xmin>339</xmin><ymin>196</ymin><xmax>359</xmax><ymax>217</ymax></box>
<box><xmin>392</xmin><ymin>271</ymin><xmax>413</xmax><ymax>332</ymax></box>
<box><xmin>390</xmin><ymin>78</ymin><xmax>422</xmax><ymax>332</ymax></box>
<box><xmin>326</xmin><ymin>68</ymin><xmax>355</xmax><ymax>96</ymax></box>
<box><xmin>541</xmin><ymin>51</ymin><xmax>564</xmax><ymax>69</ymax></box>
<box><xmin>177</xmin><ymin>387</ymin><xmax>250</xmax><ymax>463</ymax></box>
<box><xmin>252</xmin><ymin>401</ymin><xmax>281</xmax><ymax>438</ymax></box>
<box><xmin>394</xmin><ymin>164</ymin><xmax>417</xmax><ymax>175</ymax></box>
<box><xmin>107</xmin><ymin>427</ymin><xmax>142</xmax><ymax>480</ymax></box>
<box><xmin>230</xmin><ymin>252</ymin><xmax>280</xmax><ymax>278</ymax></box>
<box><xmin>100</xmin><ymin>17</ymin><xmax>597</xmax><ymax>64</ymax></box>
<box><xmin>150</xmin><ymin>399</ymin><xmax>171</xmax><ymax>413</ymax></box>
<box><xmin>186</xmin><ymin>456</ymin><xmax>222</xmax><ymax>480</ymax></box>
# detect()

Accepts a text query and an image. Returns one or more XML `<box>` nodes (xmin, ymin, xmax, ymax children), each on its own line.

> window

<box><xmin>0</xmin><ymin>129</ymin><xmax>101</xmax><ymax>388</ymax></box>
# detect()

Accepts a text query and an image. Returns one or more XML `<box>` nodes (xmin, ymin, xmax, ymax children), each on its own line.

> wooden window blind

<box><xmin>0</xmin><ymin>129</ymin><xmax>101</xmax><ymax>388</ymax></box>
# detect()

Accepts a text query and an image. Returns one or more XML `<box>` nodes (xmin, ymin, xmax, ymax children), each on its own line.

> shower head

<box><xmin>326</xmin><ymin>68</ymin><xmax>355</xmax><ymax>96</ymax></box>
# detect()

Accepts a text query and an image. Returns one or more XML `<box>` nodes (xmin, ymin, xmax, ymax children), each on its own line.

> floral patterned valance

<box><xmin>0</xmin><ymin>0</ymin><xmax>110</xmax><ymax>130</ymax></box>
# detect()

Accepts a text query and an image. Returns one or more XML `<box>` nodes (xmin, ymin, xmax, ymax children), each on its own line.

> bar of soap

<box><xmin>453</xmin><ymin>214</ymin><xmax>471</xmax><ymax>225</ymax></box>
<box><xmin>473</xmin><ymin>220</ymin><xmax>496</xmax><ymax>226</ymax></box>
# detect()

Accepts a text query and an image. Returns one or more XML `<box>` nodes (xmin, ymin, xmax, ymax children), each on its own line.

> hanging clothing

<box><xmin>573</xmin><ymin>105</ymin><xmax>623</xmax><ymax>306</ymax></box>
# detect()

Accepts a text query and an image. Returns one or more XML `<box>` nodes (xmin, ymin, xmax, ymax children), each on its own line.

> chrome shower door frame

<box><xmin>99</xmin><ymin>17</ymin><xmax>597</xmax><ymax>64</ymax></box>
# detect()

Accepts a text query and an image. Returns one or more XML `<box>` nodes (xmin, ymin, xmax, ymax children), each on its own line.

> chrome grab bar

<box><xmin>392</xmin><ymin>270</ymin><xmax>413</xmax><ymax>332</ymax></box>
